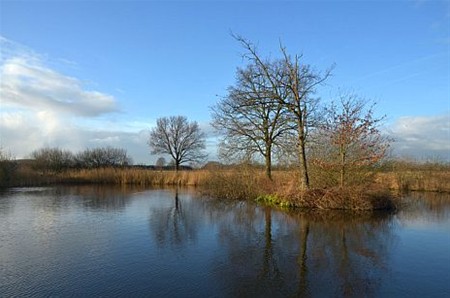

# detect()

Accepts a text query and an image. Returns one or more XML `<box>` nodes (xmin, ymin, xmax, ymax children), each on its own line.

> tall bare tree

<box><xmin>211</xmin><ymin>62</ymin><xmax>292</xmax><ymax>179</ymax></box>
<box><xmin>234</xmin><ymin>35</ymin><xmax>332</xmax><ymax>189</ymax></box>
<box><xmin>311</xmin><ymin>93</ymin><xmax>391</xmax><ymax>187</ymax></box>
<box><xmin>148</xmin><ymin>116</ymin><xmax>207</xmax><ymax>171</ymax></box>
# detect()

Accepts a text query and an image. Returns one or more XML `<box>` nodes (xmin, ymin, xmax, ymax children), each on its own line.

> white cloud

<box><xmin>388</xmin><ymin>113</ymin><xmax>450</xmax><ymax>160</ymax></box>
<box><xmin>0</xmin><ymin>37</ymin><xmax>153</xmax><ymax>164</ymax></box>
<box><xmin>1</xmin><ymin>56</ymin><xmax>118</xmax><ymax>117</ymax></box>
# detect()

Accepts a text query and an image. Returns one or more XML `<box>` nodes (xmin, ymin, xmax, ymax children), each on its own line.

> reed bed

<box><xmin>6</xmin><ymin>166</ymin><xmax>211</xmax><ymax>187</ymax></box>
<box><xmin>61</xmin><ymin>168</ymin><xmax>210</xmax><ymax>186</ymax></box>
<box><xmin>375</xmin><ymin>171</ymin><xmax>450</xmax><ymax>192</ymax></box>
<box><xmin>5</xmin><ymin>162</ymin><xmax>449</xmax><ymax>211</ymax></box>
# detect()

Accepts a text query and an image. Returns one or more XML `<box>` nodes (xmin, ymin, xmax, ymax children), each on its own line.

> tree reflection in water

<box><xmin>150</xmin><ymin>188</ymin><xmax>199</xmax><ymax>248</ymax></box>
<box><xmin>207</xmin><ymin>201</ymin><xmax>395</xmax><ymax>297</ymax></box>
<box><xmin>258</xmin><ymin>207</ymin><xmax>283</xmax><ymax>292</ymax></box>
<box><xmin>76</xmin><ymin>185</ymin><xmax>139</xmax><ymax>211</ymax></box>
<box><xmin>209</xmin><ymin>203</ymin><xmax>286</xmax><ymax>297</ymax></box>
<box><xmin>294</xmin><ymin>211</ymin><xmax>394</xmax><ymax>297</ymax></box>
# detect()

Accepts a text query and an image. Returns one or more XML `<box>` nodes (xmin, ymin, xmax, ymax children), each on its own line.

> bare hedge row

<box><xmin>30</xmin><ymin>147</ymin><xmax>132</xmax><ymax>173</ymax></box>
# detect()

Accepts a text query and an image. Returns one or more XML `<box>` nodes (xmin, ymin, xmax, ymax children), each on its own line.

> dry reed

<box><xmin>61</xmin><ymin>168</ymin><xmax>210</xmax><ymax>186</ymax></box>
<box><xmin>375</xmin><ymin>171</ymin><xmax>450</xmax><ymax>192</ymax></box>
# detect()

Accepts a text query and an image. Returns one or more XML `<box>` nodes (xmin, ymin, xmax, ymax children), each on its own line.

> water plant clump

<box><xmin>255</xmin><ymin>194</ymin><xmax>294</xmax><ymax>209</ymax></box>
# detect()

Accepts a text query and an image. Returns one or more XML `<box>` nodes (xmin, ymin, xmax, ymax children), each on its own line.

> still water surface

<box><xmin>1</xmin><ymin>186</ymin><xmax>449</xmax><ymax>297</ymax></box>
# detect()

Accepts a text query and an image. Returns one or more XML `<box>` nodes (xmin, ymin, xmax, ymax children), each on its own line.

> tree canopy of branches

<box><xmin>148</xmin><ymin>116</ymin><xmax>207</xmax><ymax>171</ymax></box>
<box><xmin>31</xmin><ymin>146</ymin><xmax>132</xmax><ymax>171</ymax></box>
<box><xmin>233</xmin><ymin>35</ymin><xmax>332</xmax><ymax>189</ymax></box>
<box><xmin>31</xmin><ymin>147</ymin><xmax>75</xmax><ymax>173</ymax></box>
<box><xmin>76</xmin><ymin>147</ymin><xmax>132</xmax><ymax>168</ymax></box>
<box><xmin>211</xmin><ymin>62</ymin><xmax>292</xmax><ymax>179</ymax></box>
<box><xmin>311</xmin><ymin>93</ymin><xmax>391</xmax><ymax>187</ymax></box>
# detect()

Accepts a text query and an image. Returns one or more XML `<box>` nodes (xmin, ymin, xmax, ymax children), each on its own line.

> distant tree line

<box><xmin>0</xmin><ymin>147</ymin><xmax>17</xmax><ymax>187</ymax></box>
<box><xmin>30</xmin><ymin>146</ymin><xmax>132</xmax><ymax>173</ymax></box>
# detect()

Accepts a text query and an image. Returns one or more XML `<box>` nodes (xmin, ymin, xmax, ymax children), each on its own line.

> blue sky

<box><xmin>1</xmin><ymin>0</ymin><xmax>449</xmax><ymax>164</ymax></box>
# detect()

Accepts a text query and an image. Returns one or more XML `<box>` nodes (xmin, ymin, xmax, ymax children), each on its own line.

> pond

<box><xmin>0</xmin><ymin>186</ymin><xmax>449</xmax><ymax>297</ymax></box>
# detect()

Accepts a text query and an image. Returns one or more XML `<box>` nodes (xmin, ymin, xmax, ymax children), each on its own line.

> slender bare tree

<box><xmin>311</xmin><ymin>93</ymin><xmax>391</xmax><ymax>187</ymax></box>
<box><xmin>233</xmin><ymin>34</ymin><xmax>332</xmax><ymax>189</ymax></box>
<box><xmin>148</xmin><ymin>116</ymin><xmax>207</xmax><ymax>171</ymax></box>
<box><xmin>211</xmin><ymin>62</ymin><xmax>292</xmax><ymax>179</ymax></box>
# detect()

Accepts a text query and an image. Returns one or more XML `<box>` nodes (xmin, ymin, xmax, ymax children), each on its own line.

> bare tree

<box><xmin>311</xmin><ymin>93</ymin><xmax>391</xmax><ymax>187</ymax></box>
<box><xmin>234</xmin><ymin>34</ymin><xmax>332</xmax><ymax>189</ymax></box>
<box><xmin>148</xmin><ymin>116</ymin><xmax>207</xmax><ymax>171</ymax></box>
<box><xmin>155</xmin><ymin>156</ymin><xmax>166</xmax><ymax>170</ymax></box>
<box><xmin>211</xmin><ymin>62</ymin><xmax>292</xmax><ymax>179</ymax></box>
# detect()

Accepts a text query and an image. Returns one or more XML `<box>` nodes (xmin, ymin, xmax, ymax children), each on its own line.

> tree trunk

<box><xmin>298</xmin><ymin>126</ymin><xmax>310</xmax><ymax>190</ymax></box>
<box><xmin>175</xmin><ymin>161</ymin><xmax>180</xmax><ymax>172</ymax></box>
<box><xmin>340</xmin><ymin>163</ymin><xmax>345</xmax><ymax>189</ymax></box>
<box><xmin>265</xmin><ymin>149</ymin><xmax>272</xmax><ymax>180</ymax></box>
<box><xmin>340</xmin><ymin>147</ymin><xmax>346</xmax><ymax>188</ymax></box>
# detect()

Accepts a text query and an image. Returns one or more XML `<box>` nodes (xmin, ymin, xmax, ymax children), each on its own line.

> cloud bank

<box><xmin>0</xmin><ymin>37</ymin><xmax>151</xmax><ymax>163</ymax></box>
<box><xmin>389</xmin><ymin>113</ymin><xmax>450</xmax><ymax>161</ymax></box>
<box><xmin>1</xmin><ymin>46</ymin><xmax>118</xmax><ymax>117</ymax></box>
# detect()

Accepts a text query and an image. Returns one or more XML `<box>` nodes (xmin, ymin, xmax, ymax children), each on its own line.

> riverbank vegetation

<box><xmin>2</xmin><ymin>154</ymin><xmax>449</xmax><ymax>210</ymax></box>
<box><xmin>376</xmin><ymin>160</ymin><xmax>450</xmax><ymax>193</ymax></box>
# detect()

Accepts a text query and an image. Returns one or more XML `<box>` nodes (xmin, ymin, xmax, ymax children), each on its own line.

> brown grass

<box><xmin>62</xmin><ymin>168</ymin><xmax>210</xmax><ymax>186</ymax></box>
<box><xmin>201</xmin><ymin>168</ymin><xmax>267</xmax><ymax>200</ymax></box>
<box><xmin>201</xmin><ymin>168</ymin><xmax>397</xmax><ymax>210</ymax></box>
<box><xmin>8</xmin><ymin>165</ymin><xmax>210</xmax><ymax>187</ymax></box>
<box><xmin>274</xmin><ymin>186</ymin><xmax>397</xmax><ymax>211</ymax></box>
<box><xmin>375</xmin><ymin>171</ymin><xmax>450</xmax><ymax>192</ymax></box>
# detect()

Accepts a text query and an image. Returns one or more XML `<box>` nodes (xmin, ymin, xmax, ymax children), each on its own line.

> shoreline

<box><xmin>4</xmin><ymin>166</ymin><xmax>448</xmax><ymax>211</ymax></box>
